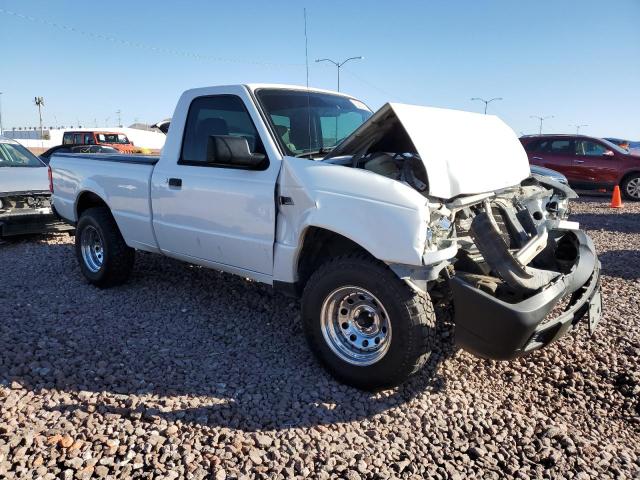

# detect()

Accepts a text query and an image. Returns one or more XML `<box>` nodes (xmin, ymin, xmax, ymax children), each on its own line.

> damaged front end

<box><xmin>0</xmin><ymin>191</ymin><xmax>72</xmax><ymax>237</ymax></box>
<box><xmin>323</xmin><ymin>99</ymin><xmax>601</xmax><ymax>359</ymax></box>
<box><xmin>436</xmin><ymin>178</ymin><xmax>601</xmax><ymax>360</ymax></box>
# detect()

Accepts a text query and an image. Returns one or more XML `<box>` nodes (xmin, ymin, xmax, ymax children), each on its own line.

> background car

<box><xmin>530</xmin><ymin>164</ymin><xmax>568</xmax><ymax>185</ymax></box>
<box><xmin>0</xmin><ymin>136</ymin><xmax>72</xmax><ymax>236</ymax></box>
<box><xmin>39</xmin><ymin>144</ymin><xmax>120</xmax><ymax>164</ymax></box>
<box><xmin>520</xmin><ymin>134</ymin><xmax>640</xmax><ymax>200</ymax></box>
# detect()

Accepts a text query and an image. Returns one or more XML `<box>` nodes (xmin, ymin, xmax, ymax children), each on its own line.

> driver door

<box><xmin>151</xmin><ymin>88</ymin><xmax>282</xmax><ymax>278</ymax></box>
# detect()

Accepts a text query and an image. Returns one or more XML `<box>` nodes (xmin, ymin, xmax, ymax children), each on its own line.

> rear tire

<box><xmin>302</xmin><ymin>253</ymin><xmax>437</xmax><ymax>391</ymax></box>
<box><xmin>75</xmin><ymin>207</ymin><xmax>134</xmax><ymax>287</ymax></box>
<box><xmin>621</xmin><ymin>174</ymin><xmax>640</xmax><ymax>201</ymax></box>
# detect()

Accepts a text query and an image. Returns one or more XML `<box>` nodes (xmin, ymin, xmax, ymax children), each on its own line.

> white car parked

<box><xmin>0</xmin><ymin>136</ymin><xmax>70</xmax><ymax>237</ymax></box>
<box><xmin>49</xmin><ymin>84</ymin><xmax>602</xmax><ymax>390</ymax></box>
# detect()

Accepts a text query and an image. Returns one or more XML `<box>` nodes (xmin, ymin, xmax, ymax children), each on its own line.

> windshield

<box><xmin>0</xmin><ymin>142</ymin><xmax>44</xmax><ymax>167</ymax></box>
<box><xmin>97</xmin><ymin>133</ymin><xmax>130</xmax><ymax>144</ymax></box>
<box><xmin>256</xmin><ymin>89</ymin><xmax>372</xmax><ymax>156</ymax></box>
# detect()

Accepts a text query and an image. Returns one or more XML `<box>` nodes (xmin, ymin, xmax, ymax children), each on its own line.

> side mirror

<box><xmin>207</xmin><ymin>135</ymin><xmax>265</xmax><ymax>168</ymax></box>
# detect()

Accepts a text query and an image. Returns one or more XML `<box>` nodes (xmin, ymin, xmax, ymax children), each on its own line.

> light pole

<box><xmin>34</xmin><ymin>96</ymin><xmax>45</xmax><ymax>140</ymax></box>
<box><xmin>530</xmin><ymin>115</ymin><xmax>554</xmax><ymax>135</ymax></box>
<box><xmin>315</xmin><ymin>56</ymin><xmax>363</xmax><ymax>92</ymax></box>
<box><xmin>471</xmin><ymin>97</ymin><xmax>503</xmax><ymax>114</ymax></box>
<box><xmin>572</xmin><ymin>124</ymin><xmax>588</xmax><ymax>134</ymax></box>
<box><xmin>0</xmin><ymin>92</ymin><xmax>3</xmax><ymax>136</ymax></box>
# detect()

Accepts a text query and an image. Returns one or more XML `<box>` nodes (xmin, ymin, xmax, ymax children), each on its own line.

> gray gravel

<box><xmin>1</xmin><ymin>196</ymin><xmax>639</xmax><ymax>479</ymax></box>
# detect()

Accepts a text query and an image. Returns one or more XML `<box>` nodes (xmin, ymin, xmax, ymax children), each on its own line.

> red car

<box><xmin>520</xmin><ymin>134</ymin><xmax>640</xmax><ymax>200</ymax></box>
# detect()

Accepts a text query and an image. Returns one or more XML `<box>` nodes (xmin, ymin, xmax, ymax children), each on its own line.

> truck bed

<box><xmin>50</xmin><ymin>152</ymin><xmax>160</xmax><ymax>252</ymax></box>
<box><xmin>53</xmin><ymin>152</ymin><xmax>160</xmax><ymax>165</ymax></box>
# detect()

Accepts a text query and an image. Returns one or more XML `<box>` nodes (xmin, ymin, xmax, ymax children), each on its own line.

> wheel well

<box><xmin>621</xmin><ymin>171</ymin><xmax>640</xmax><ymax>185</ymax></box>
<box><xmin>297</xmin><ymin>227</ymin><xmax>373</xmax><ymax>292</ymax></box>
<box><xmin>76</xmin><ymin>191</ymin><xmax>108</xmax><ymax>219</ymax></box>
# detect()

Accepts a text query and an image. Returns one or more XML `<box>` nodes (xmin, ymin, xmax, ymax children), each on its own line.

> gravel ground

<box><xmin>0</xmin><ymin>197</ymin><xmax>638</xmax><ymax>479</ymax></box>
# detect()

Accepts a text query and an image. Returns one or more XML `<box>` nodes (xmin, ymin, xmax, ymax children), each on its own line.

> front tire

<box><xmin>302</xmin><ymin>254</ymin><xmax>437</xmax><ymax>390</ymax></box>
<box><xmin>75</xmin><ymin>207</ymin><xmax>134</xmax><ymax>287</ymax></box>
<box><xmin>621</xmin><ymin>174</ymin><xmax>640</xmax><ymax>201</ymax></box>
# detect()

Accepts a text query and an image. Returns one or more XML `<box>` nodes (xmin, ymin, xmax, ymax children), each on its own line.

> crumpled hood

<box><xmin>326</xmin><ymin>102</ymin><xmax>530</xmax><ymax>199</ymax></box>
<box><xmin>0</xmin><ymin>166</ymin><xmax>49</xmax><ymax>194</ymax></box>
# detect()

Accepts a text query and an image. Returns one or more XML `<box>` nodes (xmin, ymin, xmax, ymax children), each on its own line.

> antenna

<box><xmin>304</xmin><ymin>8</ymin><xmax>309</xmax><ymax>89</ymax></box>
<box><xmin>304</xmin><ymin>8</ymin><xmax>312</xmax><ymax>153</ymax></box>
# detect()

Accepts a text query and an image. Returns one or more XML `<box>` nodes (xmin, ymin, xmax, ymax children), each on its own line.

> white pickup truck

<box><xmin>50</xmin><ymin>84</ymin><xmax>602</xmax><ymax>390</ymax></box>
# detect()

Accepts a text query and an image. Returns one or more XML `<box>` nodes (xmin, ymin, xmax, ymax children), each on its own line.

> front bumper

<box><xmin>452</xmin><ymin>229</ymin><xmax>601</xmax><ymax>360</ymax></box>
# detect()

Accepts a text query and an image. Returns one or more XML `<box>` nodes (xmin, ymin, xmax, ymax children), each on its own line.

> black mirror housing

<box><xmin>207</xmin><ymin>135</ymin><xmax>265</xmax><ymax>168</ymax></box>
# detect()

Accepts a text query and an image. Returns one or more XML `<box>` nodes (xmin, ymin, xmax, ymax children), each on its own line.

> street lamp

<box><xmin>471</xmin><ymin>97</ymin><xmax>502</xmax><ymax>114</ymax></box>
<box><xmin>571</xmin><ymin>124</ymin><xmax>588</xmax><ymax>134</ymax></box>
<box><xmin>315</xmin><ymin>56</ymin><xmax>364</xmax><ymax>92</ymax></box>
<box><xmin>530</xmin><ymin>115</ymin><xmax>554</xmax><ymax>135</ymax></box>
<box><xmin>34</xmin><ymin>96</ymin><xmax>45</xmax><ymax>141</ymax></box>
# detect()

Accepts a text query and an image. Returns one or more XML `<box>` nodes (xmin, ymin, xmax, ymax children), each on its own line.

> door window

<box><xmin>548</xmin><ymin>140</ymin><xmax>572</xmax><ymax>154</ymax></box>
<box><xmin>576</xmin><ymin>140</ymin><xmax>608</xmax><ymax>156</ymax></box>
<box><xmin>73</xmin><ymin>133</ymin><xmax>83</xmax><ymax>145</ymax></box>
<box><xmin>181</xmin><ymin>95</ymin><xmax>264</xmax><ymax>164</ymax></box>
<box><xmin>62</xmin><ymin>133</ymin><xmax>74</xmax><ymax>145</ymax></box>
<box><xmin>84</xmin><ymin>133</ymin><xmax>95</xmax><ymax>145</ymax></box>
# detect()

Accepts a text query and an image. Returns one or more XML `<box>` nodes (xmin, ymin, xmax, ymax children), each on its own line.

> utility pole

<box><xmin>315</xmin><ymin>56</ymin><xmax>364</xmax><ymax>92</ymax></box>
<box><xmin>471</xmin><ymin>97</ymin><xmax>503</xmax><ymax>114</ymax></box>
<box><xmin>34</xmin><ymin>96</ymin><xmax>45</xmax><ymax>140</ymax></box>
<box><xmin>116</xmin><ymin>110</ymin><xmax>122</xmax><ymax>127</ymax></box>
<box><xmin>0</xmin><ymin>92</ymin><xmax>3</xmax><ymax>136</ymax></box>
<box><xmin>530</xmin><ymin>115</ymin><xmax>554</xmax><ymax>135</ymax></box>
<box><xmin>571</xmin><ymin>124</ymin><xmax>588</xmax><ymax>134</ymax></box>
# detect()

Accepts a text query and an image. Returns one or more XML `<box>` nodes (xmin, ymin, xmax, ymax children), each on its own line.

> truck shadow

<box><xmin>569</xmin><ymin>212</ymin><xmax>640</xmax><ymax>234</ymax></box>
<box><xmin>0</xmin><ymin>239</ymin><xmax>455</xmax><ymax>432</ymax></box>
<box><xmin>597</xmin><ymin>250</ymin><xmax>640</xmax><ymax>280</ymax></box>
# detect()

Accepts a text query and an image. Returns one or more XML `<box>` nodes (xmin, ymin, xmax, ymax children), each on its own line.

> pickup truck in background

<box><xmin>62</xmin><ymin>130</ymin><xmax>135</xmax><ymax>154</ymax></box>
<box><xmin>50</xmin><ymin>84</ymin><xmax>602</xmax><ymax>390</ymax></box>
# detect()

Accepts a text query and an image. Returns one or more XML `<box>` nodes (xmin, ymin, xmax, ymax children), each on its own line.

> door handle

<box><xmin>168</xmin><ymin>178</ymin><xmax>182</xmax><ymax>187</ymax></box>
<box><xmin>574</xmin><ymin>160</ymin><xmax>585</xmax><ymax>164</ymax></box>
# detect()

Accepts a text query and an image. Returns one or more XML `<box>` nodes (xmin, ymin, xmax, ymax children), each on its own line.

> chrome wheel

<box><xmin>320</xmin><ymin>286</ymin><xmax>392</xmax><ymax>366</ymax></box>
<box><xmin>80</xmin><ymin>225</ymin><xmax>104</xmax><ymax>273</ymax></box>
<box><xmin>625</xmin><ymin>178</ymin><xmax>640</xmax><ymax>200</ymax></box>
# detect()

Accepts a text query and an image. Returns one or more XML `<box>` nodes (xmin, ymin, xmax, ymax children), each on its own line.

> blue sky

<box><xmin>1</xmin><ymin>0</ymin><xmax>639</xmax><ymax>138</ymax></box>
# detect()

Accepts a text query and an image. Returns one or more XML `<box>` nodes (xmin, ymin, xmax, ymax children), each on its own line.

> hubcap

<box><xmin>626</xmin><ymin>178</ymin><xmax>640</xmax><ymax>199</ymax></box>
<box><xmin>320</xmin><ymin>286</ymin><xmax>392</xmax><ymax>366</ymax></box>
<box><xmin>80</xmin><ymin>225</ymin><xmax>104</xmax><ymax>273</ymax></box>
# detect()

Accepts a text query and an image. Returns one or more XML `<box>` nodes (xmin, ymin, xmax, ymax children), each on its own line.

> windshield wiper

<box><xmin>294</xmin><ymin>146</ymin><xmax>335</xmax><ymax>159</ymax></box>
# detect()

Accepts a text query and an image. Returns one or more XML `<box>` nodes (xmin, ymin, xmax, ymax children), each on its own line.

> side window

<box><xmin>84</xmin><ymin>133</ymin><xmax>95</xmax><ymax>145</ymax></box>
<box><xmin>63</xmin><ymin>133</ymin><xmax>74</xmax><ymax>145</ymax></box>
<box><xmin>181</xmin><ymin>95</ymin><xmax>265</xmax><ymax>164</ymax></box>
<box><xmin>576</xmin><ymin>140</ymin><xmax>608</xmax><ymax>156</ymax></box>
<box><xmin>525</xmin><ymin>140</ymin><xmax>541</xmax><ymax>152</ymax></box>
<box><xmin>73</xmin><ymin>133</ymin><xmax>83</xmax><ymax>145</ymax></box>
<box><xmin>548</xmin><ymin>140</ymin><xmax>572</xmax><ymax>154</ymax></box>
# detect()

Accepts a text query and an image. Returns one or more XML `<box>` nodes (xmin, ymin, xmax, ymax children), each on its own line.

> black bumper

<box><xmin>0</xmin><ymin>211</ymin><xmax>73</xmax><ymax>237</ymax></box>
<box><xmin>452</xmin><ymin>230</ymin><xmax>601</xmax><ymax>360</ymax></box>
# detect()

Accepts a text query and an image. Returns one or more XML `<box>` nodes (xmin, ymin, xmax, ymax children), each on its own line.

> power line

<box><xmin>0</xmin><ymin>8</ymin><xmax>302</xmax><ymax>68</ymax></box>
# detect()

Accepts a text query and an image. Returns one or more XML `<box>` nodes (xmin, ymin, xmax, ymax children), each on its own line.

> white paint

<box><xmin>388</xmin><ymin>103</ymin><xmax>530</xmax><ymax>199</ymax></box>
<box><xmin>51</xmin><ymin>83</ymin><xmax>533</xmax><ymax>287</ymax></box>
